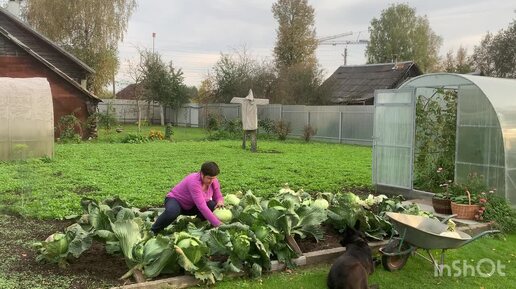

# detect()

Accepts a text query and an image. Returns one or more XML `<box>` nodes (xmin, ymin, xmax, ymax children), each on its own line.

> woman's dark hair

<box><xmin>201</xmin><ymin>161</ymin><xmax>219</xmax><ymax>176</ymax></box>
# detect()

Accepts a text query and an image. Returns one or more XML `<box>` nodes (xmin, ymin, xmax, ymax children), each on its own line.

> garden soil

<box><xmin>0</xmin><ymin>214</ymin><xmax>127</xmax><ymax>289</ymax></box>
<box><xmin>0</xmin><ymin>214</ymin><xmax>342</xmax><ymax>289</ymax></box>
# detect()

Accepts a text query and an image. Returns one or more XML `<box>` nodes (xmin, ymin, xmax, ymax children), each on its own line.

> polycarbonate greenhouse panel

<box><xmin>456</xmin><ymin>84</ymin><xmax>505</xmax><ymax>197</ymax></box>
<box><xmin>458</xmin><ymin>85</ymin><xmax>498</xmax><ymax>127</ymax></box>
<box><xmin>374</xmin><ymin>146</ymin><xmax>412</xmax><ymax>187</ymax></box>
<box><xmin>373</xmin><ymin>89</ymin><xmax>415</xmax><ymax>189</ymax></box>
<box><xmin>0</xmin><ymin>78</ymin><xmax>54</xmax><ymax>161</ymax></box>
<box><xmin>507</xmin><ymin>170</ymin><xmax>516</xmax><ymax>204</ymax></box>
<box><xmin>456</xmin><ymin>126</ymin><xmax>504</xmax><ymax>167</ymax></box>
<box><xmin>374</xmin><ymin>106</ymin><xmax>413</xmax><ymax>146</ymax></box>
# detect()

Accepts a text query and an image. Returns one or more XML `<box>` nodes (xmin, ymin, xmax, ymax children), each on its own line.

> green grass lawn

<box><xmin>0</xmin><ymin>137</ymin><xmax>371</xmax><ymax>219</ymax></box>
<box><xmin>214</xmin><ymin>234</ymin><xmax>516</xmax><ymax>289</ymax></box>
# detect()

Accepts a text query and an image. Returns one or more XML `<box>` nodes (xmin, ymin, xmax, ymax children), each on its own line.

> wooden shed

<box><xmin>0</xmin><ymin>7</ymin><xmax>100</xmax><ymax>138</ymax></box>
<box><xmin>321</xmin><ymin>61</ymin><xmax>422</xmax><ymax>105</ymax></box>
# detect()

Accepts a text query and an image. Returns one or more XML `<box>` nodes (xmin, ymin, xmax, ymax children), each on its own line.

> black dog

<box><xmin>327</xmin><ymin>221</ymin><xmax>378</xmax><ymax>289</ymax></box>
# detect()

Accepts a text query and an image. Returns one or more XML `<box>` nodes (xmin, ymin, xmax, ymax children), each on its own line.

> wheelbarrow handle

<box><xmin>462</xmin><ymin>230</ymin><xmax>501</xmax><ymax>246</ymax></box>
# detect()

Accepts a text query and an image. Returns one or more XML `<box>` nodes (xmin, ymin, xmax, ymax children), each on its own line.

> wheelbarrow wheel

<box><xmin>380</xmin><ymin>239</ymin><xmax>411</xmax><ymax>271</ymax></box>
<box><xmin>382</xmin><ymin>253</ymin><xmax>409</xmax><ymax>271</ymax></box>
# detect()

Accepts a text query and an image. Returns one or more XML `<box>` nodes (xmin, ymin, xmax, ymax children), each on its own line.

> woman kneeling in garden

<box><xmin>151</xmin><ymin>161</ymin><xmax>225</xmax><ymax>234</ymax></box>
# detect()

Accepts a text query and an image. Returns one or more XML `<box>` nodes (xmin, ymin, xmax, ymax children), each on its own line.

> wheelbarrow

<box><xmin>379</xmin><ymin>212</ymin><xmax>500</xmax><ymax>273</ymax></box>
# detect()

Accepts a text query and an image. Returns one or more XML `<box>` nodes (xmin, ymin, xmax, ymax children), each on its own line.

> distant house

<box><xmin>321</xmin><ymin>61</ymin><xmax>422</xmax><ymax>105</ymax></box>
<box><xmin>0</xmin><ymin>6</ymin><xmax>100</xmax><ymax>138</ymax></box>
<box><xmin>116</xmin><ymin>83</ymin><xmax>144</xmax><ymax>100</ymax></box>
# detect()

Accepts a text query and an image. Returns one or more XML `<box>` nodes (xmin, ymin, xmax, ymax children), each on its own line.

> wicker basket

<box><xmin>432</xmin><ymin>197</ymin><xmax>452</xmax><ymax>215</ymax></box>
<box><xmin>451</xmin><ymin>191</ymin><xmax>480</xmax><ymax>220</ymax></box>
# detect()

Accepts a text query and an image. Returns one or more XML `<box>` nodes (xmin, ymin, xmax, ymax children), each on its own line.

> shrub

<box><xmin>165</xmin><ymin>123</ymin><xmax>174</xmax><ymax>140</ymax></box>
<box><xmin>207</xmin><ymin>130</ymin><xmax>236</xmax><ymax>141</ymax></box>
<box><xmin>274</xmin><ymin>120</ymin><xmax>291</xmax><ymax>141</ymax></box>
<box><xmin>258</xmin><ymin>118</ymin><xmax>275</xmax><ymax>135</ymax></box>
<box><xmin>148</xmin><ymin>130</ymin><xmax>164</xmax><ymax>141</ymax></box>
<box><xmin>221</xmin><ymin>118</ymin><xmax>242</xmax><ymax>134</ymax></box>
<box><xmin>206</xmin><ymin>114</ymin><xmax>221</xmax><ymax>132</ymax></box>
<box><xmin>206</xmin><ymin>118</ymin><xmax>242</xmax><ymax>141</ymax></box>
<box><xmin>98</xmin><ymin>109</ymin><xmax>118</xmax><ymax>131</ymax></box>
<box><xmin>121</xmin><ymin>133</ymin><xmax>149</xmax><ymax>144</ymax></box>
<box><xmin>57</xmin><ymin>114</ymin><xmax>82</xmax><ymax>143</ymax></box>
<box><xmin>482</xmin><ymin>194</ymin><xmax>516</xmax><ymax>233</ymax></box>
<box><xmin>302</xmin><ymin>124</ymin><xmax>317</xmax><ymax>142</ymax></box>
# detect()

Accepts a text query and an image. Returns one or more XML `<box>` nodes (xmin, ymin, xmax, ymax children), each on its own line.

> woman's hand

<box><xmin>215</xmin><ymin>201</ymin><xmax>224</xmax><ymax>208</ymax></box>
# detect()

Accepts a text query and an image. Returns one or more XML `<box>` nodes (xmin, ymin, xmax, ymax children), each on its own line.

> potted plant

<box><xmin>432</xmin><ymin>191</ymin><xmax>452</xmax><ymax>214</ymax></box>
<box><xmin>431</xmin><ymin>168</ymin><xmax>453</xmax><ymax>214</ymax></box>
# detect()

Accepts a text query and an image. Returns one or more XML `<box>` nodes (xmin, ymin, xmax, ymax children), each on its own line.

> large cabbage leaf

<box><xmin>110</xmin><ymin>218</ymin><xmax>143</xmax><ymax>265</ymax></box>
<box><xmin>142</xmin><ymin>235</ymin><xmax>179</xmax><ymax>278</ymax></box>
<box><xmin>65</xmin><ymin>223</ymin><xmax>92</xmax><ymax>258</ymax></box>
<box><xmin>192</xmin><ymin>260</ymin><xmax>224</xmax><ymax>284</ymax></box>
<box><xmin>202</xmin><ymin>229</ymin><xmax>232</xmax><ymax>256</ymax></box>
<box><xmin>292</xmin><ymin>205</ymin><xmax>327</xmax><ymax>240</ymax></box>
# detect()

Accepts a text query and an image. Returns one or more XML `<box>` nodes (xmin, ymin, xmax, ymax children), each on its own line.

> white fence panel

<box><xmin>98</xmin><ymin>99</ymin><xmax>374</xmax><ymax>145</ymax></box>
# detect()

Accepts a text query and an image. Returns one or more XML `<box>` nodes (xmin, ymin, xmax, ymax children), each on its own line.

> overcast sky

<box><xmin>115</xmin><ymin>0</ymin><xmax>515</xmax><ymax>89</ymax></box>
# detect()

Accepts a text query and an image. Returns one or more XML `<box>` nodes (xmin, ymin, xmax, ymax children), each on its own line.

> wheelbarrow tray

<box><xmin>386</xmin><ymin>212</ymin><xmax>472</xmax><ymax>250</ymax></box>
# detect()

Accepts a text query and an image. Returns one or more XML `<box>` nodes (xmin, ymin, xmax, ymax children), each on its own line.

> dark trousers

<box><xmin>151</xmin><ymin>197</ymin><xmax>216</xmax><ymax>234</ymax></box>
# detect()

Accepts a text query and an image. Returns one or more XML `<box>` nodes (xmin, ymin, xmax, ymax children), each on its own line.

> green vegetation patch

<box><xmin>0</xmin><ymin>140</ymin><xmax>371</xmax><ymax>219</ymax></box>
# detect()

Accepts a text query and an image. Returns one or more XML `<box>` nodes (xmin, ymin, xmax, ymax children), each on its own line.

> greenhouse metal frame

<box><xmin>373</xmin><ymin>73</ymin><xmax>516</xmax><ymax>205</ymax></box>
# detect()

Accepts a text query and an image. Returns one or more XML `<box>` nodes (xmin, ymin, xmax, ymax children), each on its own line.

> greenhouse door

<box><xmin>373</xmin><ymin>89</ymin><xmax>415</xmax><ymax>191</ymax></box>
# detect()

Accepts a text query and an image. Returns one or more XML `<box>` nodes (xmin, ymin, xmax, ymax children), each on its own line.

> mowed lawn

<box><xmin>0</xmin><ymin>137</ymin><xmax>372</xmax><ymax>219</ymax></box>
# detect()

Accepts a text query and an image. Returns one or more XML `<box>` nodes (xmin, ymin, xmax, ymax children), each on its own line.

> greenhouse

<box><xmin>373</xmin><ymin>73</ymin><xmax>516</xmax><ymax>205</ymax></box>
<box><xmin>0</xmin><ymin>78</ymin><xmax>54</xmax><ymax>161</ymax></box>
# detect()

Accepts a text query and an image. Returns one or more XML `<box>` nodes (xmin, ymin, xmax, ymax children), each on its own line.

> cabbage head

<box><xmin>225</xmin><ymin>194</ymin><xmax>240</xmax><ymax>206</ymax></box>
<box><xmin>213</xmin><ymin>208</ymin><xmax>233</xmax><ymax>223</ymax></box>
<box><xmin>33</xmin><ymin>233</ymin><xmax>69</xmax><ymax>267</ymax></box>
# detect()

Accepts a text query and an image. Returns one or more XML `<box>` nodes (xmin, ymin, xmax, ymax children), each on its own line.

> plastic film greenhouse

<box><xmin>372</xmin><ymin>73</ymin><xmax>516</xmax><ymax>205</ymax></box>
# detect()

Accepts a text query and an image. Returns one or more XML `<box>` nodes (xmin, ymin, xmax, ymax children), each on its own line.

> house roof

<box><xmin>322</xmin><ymin>61</ymin><xmax>422</xmax><ymax>104</ymax></box>
<box><xmin>0</xmin><ymin>7</ymin><xmax>94</xmax><ymax>73</ymax></box>
<box><xmin>116</xmin><ymin>83</ymin><xmax>144</xmax><ymax>100</ymax></box>
<box><xmin>0</xmin><ymin>7</ymin><xmax>99</xmax><ymax>102</ymax></box>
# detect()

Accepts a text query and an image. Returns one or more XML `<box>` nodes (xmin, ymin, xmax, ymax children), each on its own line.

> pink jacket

<box><xmin>166</xmin><ymin>172</ymin><xmax>223</xmax><ymax>226</ymax></box>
